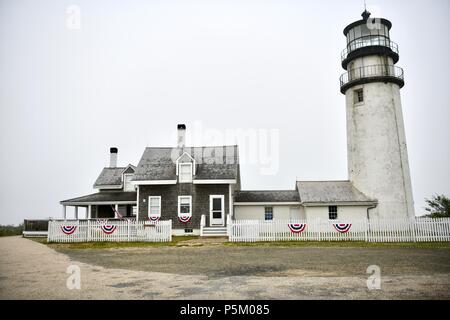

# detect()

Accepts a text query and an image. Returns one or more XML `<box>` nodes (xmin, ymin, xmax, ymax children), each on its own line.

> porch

<box><xmin>60</xmin><ymin>191</ymin><xmax>137</xmax><ymax>219</ymax></box>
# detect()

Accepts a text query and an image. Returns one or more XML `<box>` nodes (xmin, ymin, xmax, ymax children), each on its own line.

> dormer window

<box><xmin>123</xmin><ymin>173</ymin><xmax>134</xmax><ymax>191</ymax></box>
<box><xmin>179</xmin><ymin>163</ymin><xmax>193</xmax><ymax>183</ymax></box>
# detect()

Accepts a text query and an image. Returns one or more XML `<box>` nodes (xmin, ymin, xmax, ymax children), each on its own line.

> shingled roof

<box><xmin>132</xmin><ymin>146</ymin><xmax>239</xmax><ymax>182</ymax></box>
<box><xmin>93</xmin><ymin>165</ymin><xmax>136</xmax><ymax>188</ymax></box>
<box><xmin>234</xmin><ymin>190</ymin><xmax>300</xmax><ymax>203</ymax></box>
<box><xmin>296</xmin><ymin>181</ymin><xmax>376</xmax><ymax>204</ymax></box>
<box><xmin>60</xmin><ymin>191</ymin><xmax>137</xmax><ymax>204</ymax></box>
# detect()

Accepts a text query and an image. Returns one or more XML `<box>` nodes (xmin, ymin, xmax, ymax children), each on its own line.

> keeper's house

<box><xmin>61</xmin><ymin>124</ymin><xmax>377</xmax><ymax>237</ymax></box>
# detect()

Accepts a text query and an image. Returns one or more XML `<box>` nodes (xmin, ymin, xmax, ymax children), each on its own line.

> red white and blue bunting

<box><xmin>148</xmin><ymin>215</ymin><xmax>160</xmax><ymax>222</ymax></box>
<box><xmin>100</xmin><ymin>224</ymin><xmax>117</xmax><ymax>234</ymax></box>
<box><xmin>178</xmin><ymin>214</ymin><xmax>192</xmax><ymax>223</ymax></box>
<box><xmin>333</xmin><ymin>223</ymin><xmax>352</xmax><ymax>233</ymax></box>
<box><xmin>288</xmin><ymin>223</ymin><xmax>307</xmax><ymax>233</ymax></box>
<box><xmin>61</xmin><ymin>225</ymin><xmax>77</xmax><ymax>235</ymax></box>
<box><xmin>96</xmin><ymin>219</ymin><xmax>117</xmax><ymax>234</ymax></box>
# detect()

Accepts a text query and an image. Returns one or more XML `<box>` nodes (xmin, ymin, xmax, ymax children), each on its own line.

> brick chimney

<box><xmin>177</xmin><ymin>124</ymin><xmax>186</xmax><ymax>148</ymax></box>
<box><xmin>109</xmin><ymin>147</ymin><xmax>118</xmax><ymax>167</ymax></box>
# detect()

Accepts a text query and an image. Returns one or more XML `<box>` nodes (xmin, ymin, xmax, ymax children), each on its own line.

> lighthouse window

<box><xmin>354</xmin><ymin>89</ymin><xmax>364</xmax><ymax>104</ymax></box>
<box><xmin>328</xmin><ymin>206</ymin><xmax>338</xmax><ymax>220</ymax></box>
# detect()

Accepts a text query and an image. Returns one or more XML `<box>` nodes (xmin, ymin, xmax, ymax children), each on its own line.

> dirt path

<box><xmin>1</xmin><ymin>236</ymin><xmax>449</xmax><ymax>299</ymax></box>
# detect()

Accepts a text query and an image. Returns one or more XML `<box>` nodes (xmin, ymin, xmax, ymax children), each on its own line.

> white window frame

<box><xmin>123</xmin><ymin>173</ymin><xmax>134</xmax><ymax>191</ymax></box>
<box><xmin>179</xmin><ymin>163</ymin><xmax>193</xmax><ymax>183</ymax></box>
<box><xmin>328</xmin><ymin>205</ymin><xmax>338</xmax><ymax>220</ymax></box>
<box><xmin>264</xmin><ymin>206</ymin><xmax>274</xmax><ymax>221</ymax></box>
<box><xmin>148</xmin><ymin>196</ymin><xmax>161</xmax><ymax>217</ymax></box>
<box><xmin>178</xmin><ymin>196</ymin><xmax>192</xmax><ymax>215</ymax></box>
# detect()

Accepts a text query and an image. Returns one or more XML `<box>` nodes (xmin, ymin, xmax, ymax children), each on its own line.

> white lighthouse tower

<box><xmin>340</xmin><ymin>10</ymin><xmax>415</xmax><ymax>218</ymax></box>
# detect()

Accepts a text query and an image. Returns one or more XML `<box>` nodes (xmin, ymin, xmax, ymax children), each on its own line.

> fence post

<box><xmin>410</xmin><ymin>218</ymin><xmax>416</xmax><ymax>242</ymax></box>
<box><xmin>47</xmin><ymin>221</ymin><xmax>51</xmax><ymax>242</ymax></box>
<box><xmin>364</xmin><ymin>218</ymin><xmax>368</xmax><ymax>242</ymax></box>
<box><xmin>127</xmin><ymin>219</ymin><xmax>130</xmax><ymax>242</ymax></box>
<box><xmin>87</xmin><ymin>219</ymin><xmax>91</xmax><ymax>242</ymax></box>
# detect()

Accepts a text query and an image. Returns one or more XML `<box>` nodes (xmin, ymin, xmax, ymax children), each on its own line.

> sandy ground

<box><xmin>1</xmin><ymin>236</ymin><xmax>450</xmax><ymax>299</ymax></box>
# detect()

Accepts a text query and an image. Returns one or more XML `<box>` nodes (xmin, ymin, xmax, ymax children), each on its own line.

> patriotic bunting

<box><xmin>178</xmin><ymin>214</ymin><xmax>191</xmax><ymax>223</ymax></box>
<box><xmin>100</xmin><ymin>224</ymin><xmax>117</xmax><ymax>234</ymax></box>
<box><xmin>288</xmin><ymin>223</ymin><xmax>307</xmax><ymax>233</ymax></box>
<box><xmin>61</xmin><ymin>225</ymin><xmax>77</xmax><ymax>235</ymax></box>
<box><xmin>149</xmin><ymin>216</ymin><xmax>160</xmax><ymax>222</ymax></box>
<box><xmin>333</xmin><ymin>223</ymin><xmax>352</xmax><ymax>233</ymax></box>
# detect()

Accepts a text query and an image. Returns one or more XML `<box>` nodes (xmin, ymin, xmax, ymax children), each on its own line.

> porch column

<box><xmin>88</xmin><ymin>205</ymin><xmax>92</xmax><ymax>219</ymax></box>
<box><xmin>229</xmin><ymin>184</ymin><xmax>234</xmax><ymax>219</ymax></box>
<box><xmin>115</xmin><ymin>204</ymin><xmax>119</xmax><ymax>218</ymax></box>
<box><xmin>62</xmin><ymin>205</ymin><xmax>67</xmax><ymax>220</ymax></box>
<box><xmin>74</xmin><ymin>206</ymin><xmax>78</xmax><ymax>219</ymax></box>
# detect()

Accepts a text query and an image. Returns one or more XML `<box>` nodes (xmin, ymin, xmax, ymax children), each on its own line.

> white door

<box><xmin>210</xmin><ymin>195</ymin><xmax>225</xmax><ymax>226</ymax></box>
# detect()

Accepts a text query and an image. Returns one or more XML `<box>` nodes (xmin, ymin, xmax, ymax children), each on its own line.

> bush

<box><xmin>0</xmin><ymin>224</ymin><xmax>24</xmax><ymax>237</ymax></box>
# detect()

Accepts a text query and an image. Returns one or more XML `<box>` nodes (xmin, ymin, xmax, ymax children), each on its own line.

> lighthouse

<box><xmin>340</xmin><ymin>10</ymin><xmax>415</xmax><ymax>219</ymax></box>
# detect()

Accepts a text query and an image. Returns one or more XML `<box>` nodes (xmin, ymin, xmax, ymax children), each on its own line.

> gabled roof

<box><xmin>132</xmin><ymin>146</ymin><xmax>239</xmax><ymax>182</ymax></box>
<box><xmin>93</xmin><ymin>164</ymin><xmax>136</xmax><ymax>188</ymax></box>
<box><xmin>60</xmin><ymin>191</ymin><xmax>137</xmax><ymax>204</ymax></box>
<box><xmin>234</xmin><ymin>190</ymin><xmax>300</xmax><ymax>203</ymax></box>
<box><xmin>296</xmin><ymin>180</ymin><xmax>376</xmax><ymax>203</ymax></box>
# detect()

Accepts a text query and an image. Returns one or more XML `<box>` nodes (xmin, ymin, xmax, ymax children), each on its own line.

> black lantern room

<box><xmin>341</xmin><ymin>10</ymin><xmax>399</xmax><ymax>69</ymax></box>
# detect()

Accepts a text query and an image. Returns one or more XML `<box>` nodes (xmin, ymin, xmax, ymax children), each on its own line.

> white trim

<box><xmin>229</xmin><ymin>184</ymin><xmax>233</xmax><ymax>219</ymax></box>
<box><xmin>302</xmin><ymin>202</ymin><xmax>377</xmax><ymax>207</ymax></box>
<box><xmin>178</xmin><ymin>195</ymin><xmax>192</xmax><ymax>216</ymax></box>
<box><xmin>234</xmin><ymin>202</ymin><xmax>300</xmax><ymax>206</ymax></box>
<box><xmin>136</xmin><ymin>185</ymin><xmax>140</xmax><ymax>220</ymax></box>
<box><xmin>132</xmin><ymin>180</ymin><xmax>177</xmax><ymax>185</ymax></box>
<box><xmin>61</xmin><ymin>201</ymin><xmax>137</xmax><ymax>206</ymax></box>
<box><xmin>148</xmin><ymin>196</ymin><xmax>162</xmax><ymax>219</ymax></box>
<box><xmin>93</xmin><ymin>185</ymin><xmax>122</xmax><ymax>189</ymax></box>
<box><xmin>178</xmin><ymin>163</ymin><xmax>193</xmax><ymax>183</ymax></box>
<box><xmin>123</xmin><ymin>173</ymin><xmax>135</xmax><ymax>191</ymax></box>
<box><xmin>209</xmin><ymin>195</ymin><xmax>225</xmax><ymax>226</ymax></box>
<box><xmin>193</xmin><ymin>179</ymin><xmax>236</xmax><ymax>184</ymax></box>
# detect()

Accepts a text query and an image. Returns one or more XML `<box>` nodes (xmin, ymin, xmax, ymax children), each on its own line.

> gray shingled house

<box><xmin>61</xmin><ymin>124</ymin><xmax>377</xmax><ymax>236</ymax></box>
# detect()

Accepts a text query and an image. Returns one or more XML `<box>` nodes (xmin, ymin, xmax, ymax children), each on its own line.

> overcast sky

<box><xmin>1</xmin><ymin>0</ymin><xmax>449</xmax><ymax>225</ymax></box>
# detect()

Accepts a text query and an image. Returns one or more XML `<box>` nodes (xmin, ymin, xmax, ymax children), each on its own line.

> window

<box><xmin>148</xmin><ymin>196</ymin><xmax>161</xmax><ymax>217</ymax></box>
<box><xmin>178</xmin><ymin>196</ymin><xmax>192</xmax><ymax>215</ymax></box>
<box><xmin>265</xmin><ymin>207</ymin><xmax>273</xmax><ymax>221</ymax></box>
<box><xmin>354</xmin><ymin>88</ymin><xmax>364</xmax><ymax>104</ymax></box>
<box><xmin>328</xmin><ymin>206</ymin><xmax>338</xmax><ymax>220</ymax></box>
<box><xmin>123</xmin><ymin>174</ymin><xmax>134</xmax><ymax>191</ymax></box>
<box><xmin>184</xmin><ymin>228</ymin><xmax>193</xmax><ymax>234</ymax></box>
<box><xmin>179</xmin><ymin>163</ymin><xmax>193</xmax><ymax>183</ymax></box>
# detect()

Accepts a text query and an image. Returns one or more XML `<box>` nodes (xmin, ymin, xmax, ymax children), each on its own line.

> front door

<box><xmin>209</xmin><ymin>195</ymin><xmax>225</xmax><ymax>226</ymax></box>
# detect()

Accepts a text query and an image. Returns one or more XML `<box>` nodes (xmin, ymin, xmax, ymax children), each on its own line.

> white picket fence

<box><xmin>228</xmin><ymin>218</ymin><xmax>450</xmax><ymax>242</ymax></box>
<box><xmin>47</xmin><ymin>219</ymin><xmax>172</xmax><ymax>243</ymax></box>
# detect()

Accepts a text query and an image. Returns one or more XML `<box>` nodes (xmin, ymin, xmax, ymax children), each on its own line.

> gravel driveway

<box><xmin>1</xmin><ymin>236</ymin><xmax>450</xmax><ymax>299</ymax></box>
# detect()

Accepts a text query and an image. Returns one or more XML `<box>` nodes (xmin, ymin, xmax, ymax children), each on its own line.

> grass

<box><xmin>32</xmin><ymin>236</ymin><xmax>200</xmax><ymax>249</ymax></box>
<box><xmin>224</xmin><ymin>240</ymin><xmax>450</xmax><ymax>248</ymax></box>
<box><xmin>28</xmin><ymin>236</ymin><xmax>450</xmax><ymax>249</ymax></box>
